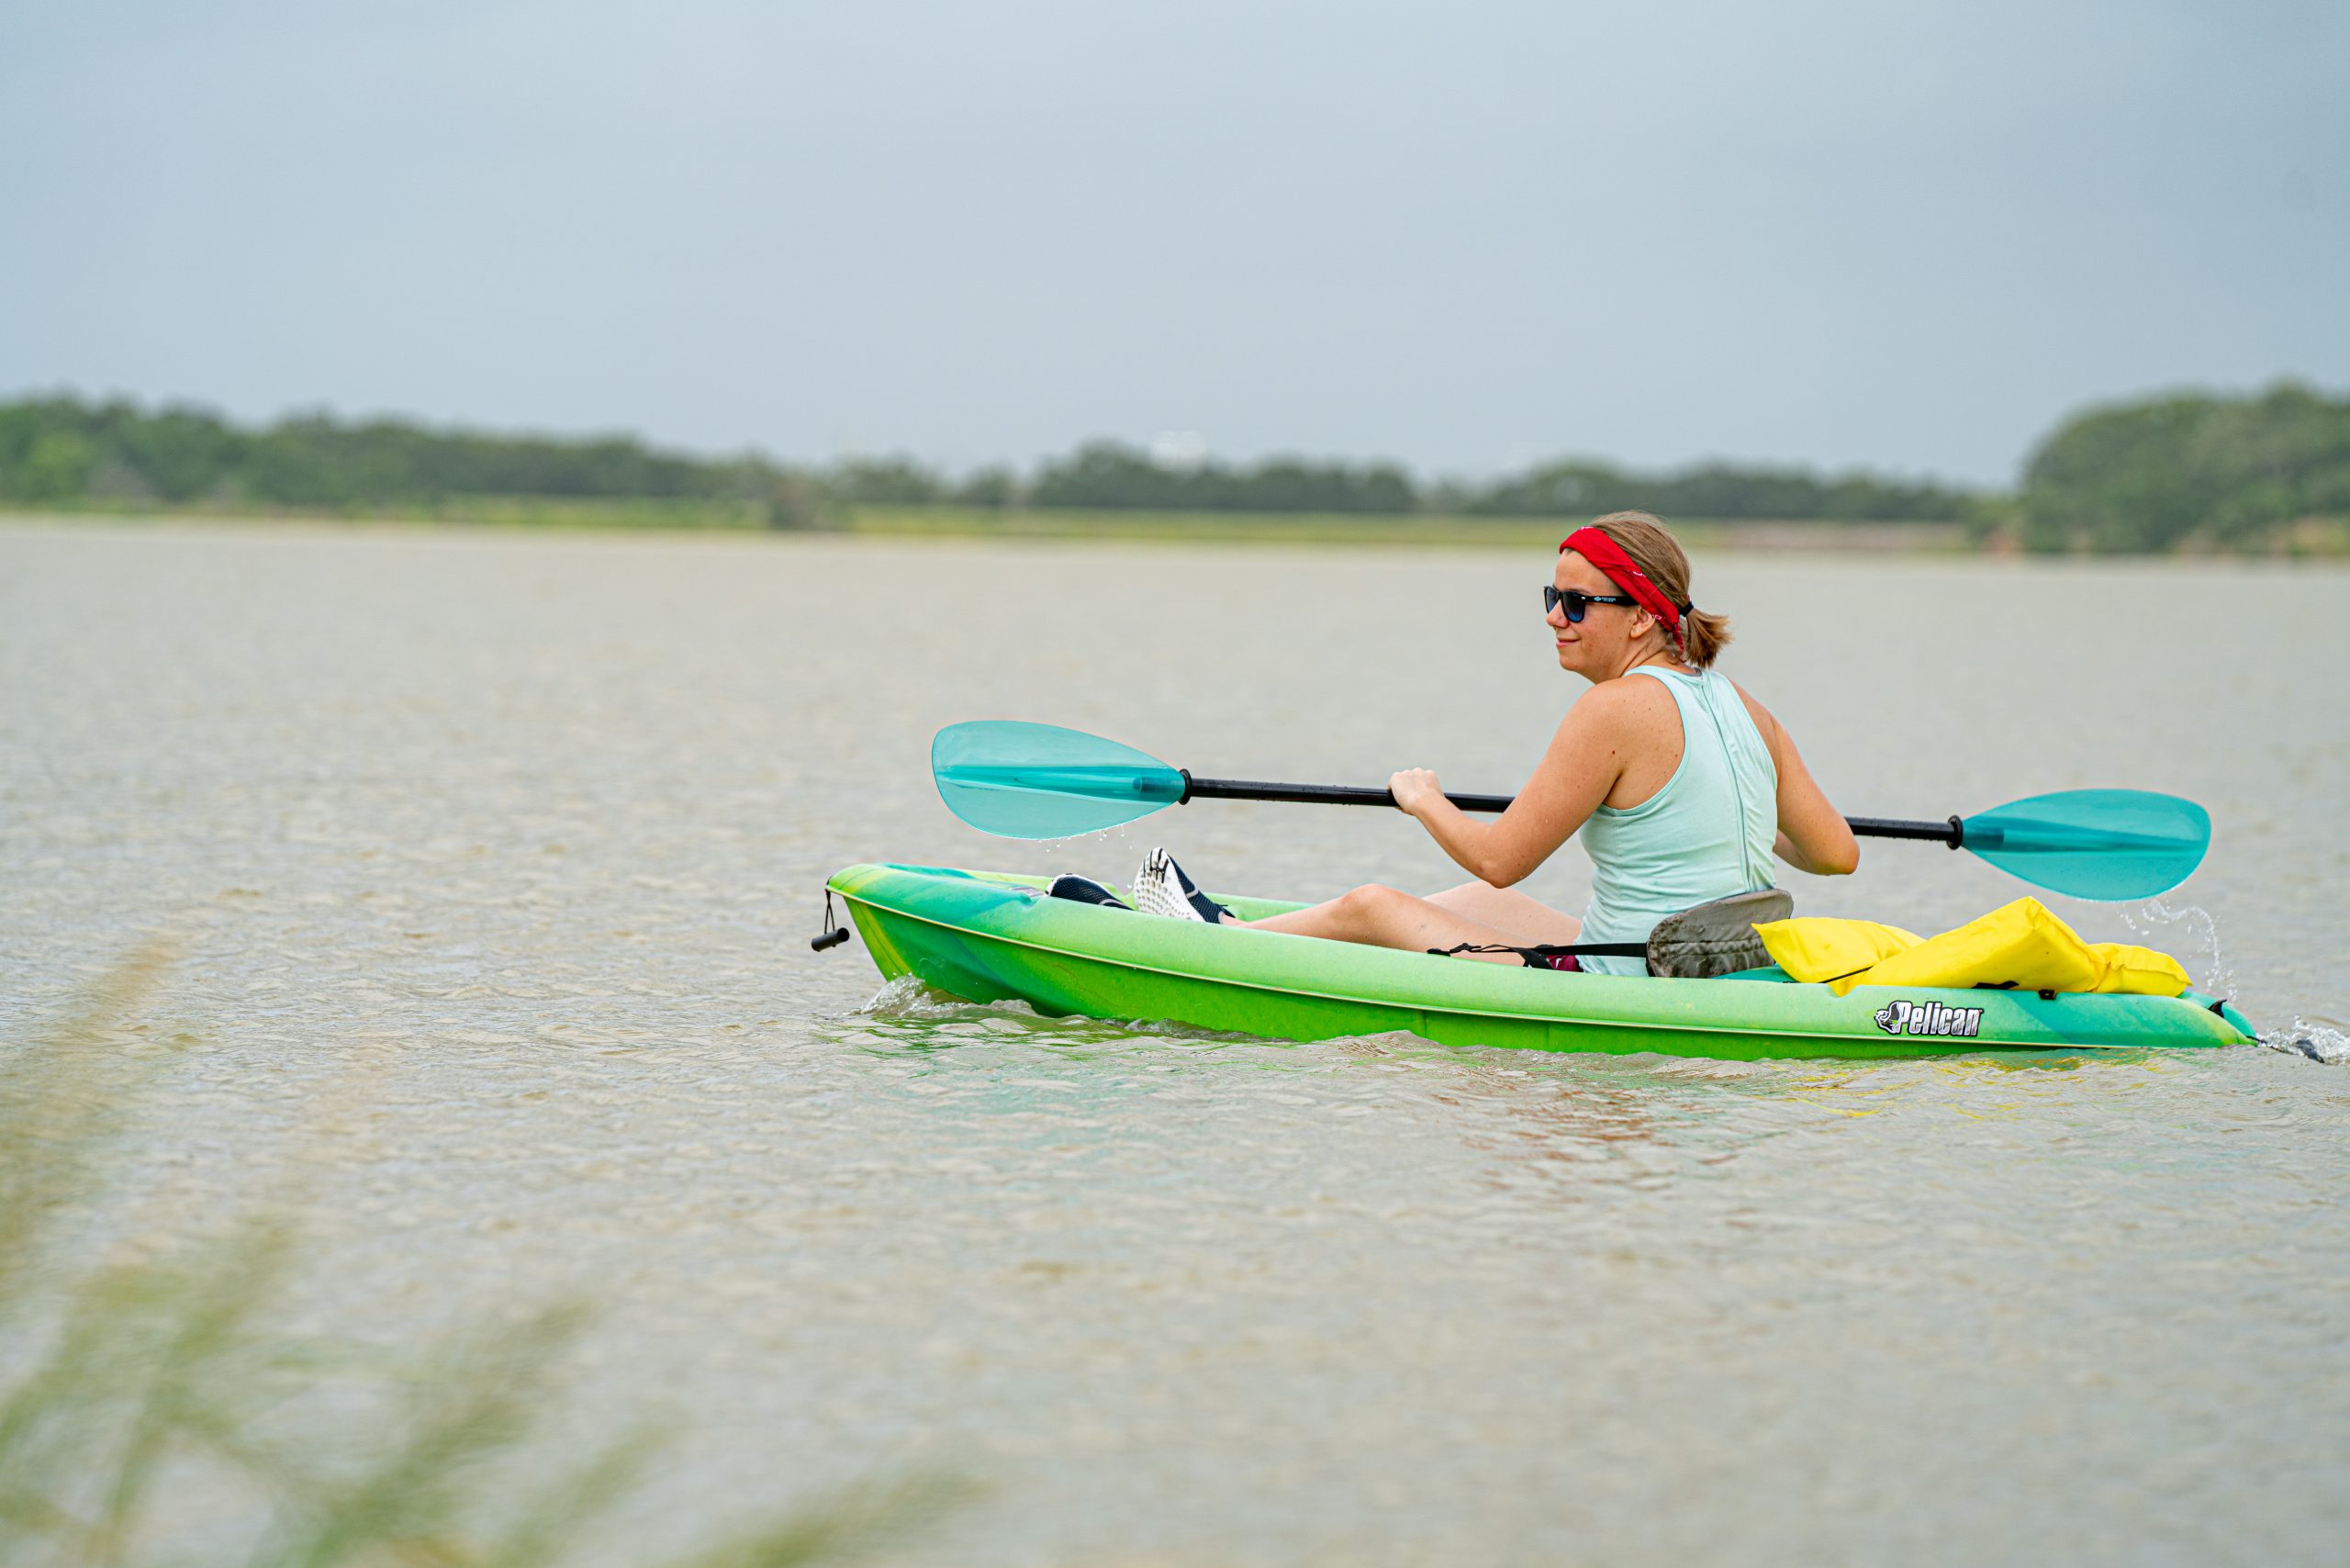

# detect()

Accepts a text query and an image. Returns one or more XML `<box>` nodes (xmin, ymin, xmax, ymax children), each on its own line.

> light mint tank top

<box><xmin>1574</xmin><ymin>666</ymin><xmax>1779</xmax><ymax>975</ymax></box>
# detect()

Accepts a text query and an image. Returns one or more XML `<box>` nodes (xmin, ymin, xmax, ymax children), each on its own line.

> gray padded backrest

<box><xmin>1645</xmin><ymin>888</ymin><xmax>1794</xmax><ymax>980</ymax></box>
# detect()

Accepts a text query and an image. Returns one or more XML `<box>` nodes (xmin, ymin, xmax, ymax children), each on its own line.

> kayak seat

<box><xmin>1644</xmin><ymin>888</ymin><xmax>1795</xmax><ymax>979</ymax></box>
<box><xmin>1434</xmin><ymin>888</ymin><xmax>1796</xmax><ymax>977</ymax></box>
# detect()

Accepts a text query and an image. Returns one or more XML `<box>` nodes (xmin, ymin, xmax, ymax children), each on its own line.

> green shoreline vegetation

<box><xmin>840</xmin><ymin>507</ymin><xmax>1975</xmax><ymax>551</ymax></box>
<box><xmin>3</xmin><ymin>383</ymin><xmax>2344</xmax><ymax>554</ymax></box>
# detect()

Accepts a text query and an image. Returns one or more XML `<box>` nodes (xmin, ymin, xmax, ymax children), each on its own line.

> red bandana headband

<box><xmin>1559</xmin><ymin>527</ymin><xmax>1689</xmax><ymax>634</ymax></box>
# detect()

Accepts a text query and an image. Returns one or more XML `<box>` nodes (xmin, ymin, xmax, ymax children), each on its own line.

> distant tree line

<box><xmin>3</xmin><ymin>386</ymin><xmax>2343</xmax><ymax>548</ymax></box>
<box><xmin>822</xmin><ymin>439</ymin><xmax>1966</xmax><ymax>520</ymax></box>
<box><xmin>0</xmin><ymin>398</ymin><xmax>1975</xmax><ymax>527</ymax></box>
<box><xmin>1453</xmin><ymin>458</ymin><xmax>1970</xmax><ymax>523</ymax></box>
<box><xmin>2017</xmin><ymin>382</ymin><xmax>2350</xmax><ymax>551</ymax></box>
<box><xmin>0</xmin><ymin>396</ymin><xmax>822</xmax><ymax>522</ymax></box>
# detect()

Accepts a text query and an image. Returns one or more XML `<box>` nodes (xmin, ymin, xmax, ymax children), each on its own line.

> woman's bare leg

<box><xmin>1238</xmin><ymin>884</ymin><xmax>1541</xmax><ymax>964</ymax></box>
<box><xmin>1425</xmin><ymin>882</ymin><xmax>1583</xmax><ymax>946</ymax></box>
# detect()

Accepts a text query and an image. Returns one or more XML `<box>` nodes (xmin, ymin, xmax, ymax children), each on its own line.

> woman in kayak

<box><xmin>1115</xmin><ymin>511</ymin><xmax>1859</xmax><ymax>971</ymax></box>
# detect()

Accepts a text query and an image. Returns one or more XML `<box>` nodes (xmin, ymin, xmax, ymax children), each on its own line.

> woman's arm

<box><xmin>1390</xmin><ymin>686</ymin><xmax>1644</xmax><ymax>888</ymax></box>
<box><xmin>1736</xmin><ymin>687</ymin><xmax>1858</xmax><ymax>876</ymax></box>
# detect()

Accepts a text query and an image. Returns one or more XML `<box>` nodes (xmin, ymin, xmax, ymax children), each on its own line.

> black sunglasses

<box><xmin>1543</xmin><ymin>585</ymin><xmax>1639</xmax><ymax>622</ymax></box>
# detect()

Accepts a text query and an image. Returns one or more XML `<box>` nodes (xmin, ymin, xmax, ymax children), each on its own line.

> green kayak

<box><xmin>826</xmin><ymin>863</ymin><xmax>2256</xmax><ymax>1062</ymax></box>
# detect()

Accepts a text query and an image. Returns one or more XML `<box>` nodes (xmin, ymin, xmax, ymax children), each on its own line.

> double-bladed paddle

<box><xmin>931</xmin><ymin>719</ymin><xmax>2210</xmax><ymax>902</ymax></box>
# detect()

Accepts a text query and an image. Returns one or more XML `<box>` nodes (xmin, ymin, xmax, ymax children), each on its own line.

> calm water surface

<box><xmin>4</xmin><ymin>522</ymin><xmax>2347</xmax><ymax>1564</ymax></box>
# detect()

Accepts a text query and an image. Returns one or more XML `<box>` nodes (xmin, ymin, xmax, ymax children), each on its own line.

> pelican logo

<box><xmin>1873</xmin><ymin>999</ymin><xmax>1984</xmax><ymax>1038</ymax></box>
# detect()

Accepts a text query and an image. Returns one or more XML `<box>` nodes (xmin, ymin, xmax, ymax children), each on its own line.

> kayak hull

<box><xmin>826</xmin><ymin>863</ymin><xmax>2255</xmax><ymax>1062</ymax></box>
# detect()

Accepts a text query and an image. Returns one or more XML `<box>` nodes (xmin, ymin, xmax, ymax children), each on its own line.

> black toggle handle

<box><xmin>811</xmin><ymin>888</ymin><xmax>852</xmax><ymax>951</ymax></box>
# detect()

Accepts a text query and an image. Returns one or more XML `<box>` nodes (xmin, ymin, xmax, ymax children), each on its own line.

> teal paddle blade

<box><xmin>933</xmin><ymin>720</ymin><xmax>1187</xmax><ymax>838</ymax></box>
<box><xmin>1960</xmin><ymin>789</ymin><xmax>2210</xmax><ymax>901</ymax></box>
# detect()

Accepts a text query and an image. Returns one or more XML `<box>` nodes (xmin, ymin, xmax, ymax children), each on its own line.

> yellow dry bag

<box><xmin>1756</xmin><ymin>899</ymin><xmax>2191</xmax><ymax>999</ymax></box>
<box><xmin>1750</xmin><ymin>918</ymin><xmax>1920</xmax><ymax>987</ymax></box>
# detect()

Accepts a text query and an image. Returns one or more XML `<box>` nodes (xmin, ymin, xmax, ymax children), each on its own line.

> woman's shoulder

<box><xmin>1603</xmin><ymin>665</ymin><xmax>1786</xmax><ymax>763</ymax></box>
<box><xmin>1724</xmin><ymin>678</ymin><xmax>1790</xmax><ymax>765</ymax></box>
<box><xmin>1718</xmin><ymin>675</ymin><xmax>1774</xmax><ymax>726</ymax></box>
<box><xmin>1574</xmin><ymin>668</ymin><xmax>1678</xmax><ymax>708</ymax></box>
<box><xmin>1579</xmin><ymin>665</ymin><xmax>1698</xmax><ymax>711</ymax></box>
<box><xmin>1566</xmin><ymin>668</ymin><xmax>1685</xmax><ymax>738</ymax></box>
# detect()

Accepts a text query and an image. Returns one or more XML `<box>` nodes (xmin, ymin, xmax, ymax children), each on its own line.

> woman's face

<box><xmin>1548</xmin><ymin>548</ymin><xmax>1655</xmax><ymax>678</ymax></box>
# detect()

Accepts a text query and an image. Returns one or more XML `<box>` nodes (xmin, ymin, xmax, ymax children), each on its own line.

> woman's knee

<box><xmin>1334</xmin><ymin>882</ymin><xmax>1408</xmax><ymax>925</ymax></box>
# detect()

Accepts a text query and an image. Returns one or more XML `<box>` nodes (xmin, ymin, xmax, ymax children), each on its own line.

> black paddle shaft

<box><xmin>1181</xmin><ymin>773</ymin><xmax>1964</xmax><ymax>846</ymax></box>
<box><xmin>1848</xmin><ymin>814</ymin><xmax>1967</xmax><ymax>847</ymax></box>
<box><xmin>1180</xmin><ymin>774</ymin><xmax>1514</xmax><ymax>812</ymax></box>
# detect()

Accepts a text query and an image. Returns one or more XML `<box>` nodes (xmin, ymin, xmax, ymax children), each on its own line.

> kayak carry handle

<box><xmin>811</xmin><ymin>888</ymin><xmax>853</xmax><ymax>952</ymax></box>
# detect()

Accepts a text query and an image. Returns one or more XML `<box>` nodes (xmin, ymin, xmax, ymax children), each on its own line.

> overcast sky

<box><xmin>4</xmin><ymin>1</ymin><xmax>2344</xmax><ymax>483</ymax></box>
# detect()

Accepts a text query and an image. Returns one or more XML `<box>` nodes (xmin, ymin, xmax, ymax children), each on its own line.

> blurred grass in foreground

<box><xmin>0</xmin><ymin>949</ymin><xmax>965</xmax><ymax>1568</ymax></box>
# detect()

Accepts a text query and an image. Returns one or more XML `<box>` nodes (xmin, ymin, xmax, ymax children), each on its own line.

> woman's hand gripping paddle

<box><xmin>931</xmin><ymin>720</ymin><xmax>2210</xmax><ymax>902</ymax></box>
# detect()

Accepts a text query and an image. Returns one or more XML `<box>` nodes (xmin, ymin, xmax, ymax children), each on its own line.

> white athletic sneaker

<box><xmin>1131</xmin><ymin>848</ymin><xmax>1232</xmax><ymax>924</ymax></box>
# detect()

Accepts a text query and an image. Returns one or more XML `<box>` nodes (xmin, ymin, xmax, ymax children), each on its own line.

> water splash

<box><xmin>1024</xmin><ymin>822</ymin><xmax>1156</xmax><ymax>902</ymax></box>
<box><xmin>2259</xmin><ymin>1018</ymin><xmax>2350</xmax><ymax>1065</ymax></box>
<box><xmin>857</xmin><ymin>972</ymin><xmax>1270</xmax><ymax>1052</ymax></box>
<box><xmin>863</xmin><ymin>973</ymin><xmax>1025</xmax><ymax>1022</ymax></box>
<box><xmin>2121</xmin><ymin>898</ymin><xmax>2232</xmax><ymax>998</ymax></box>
